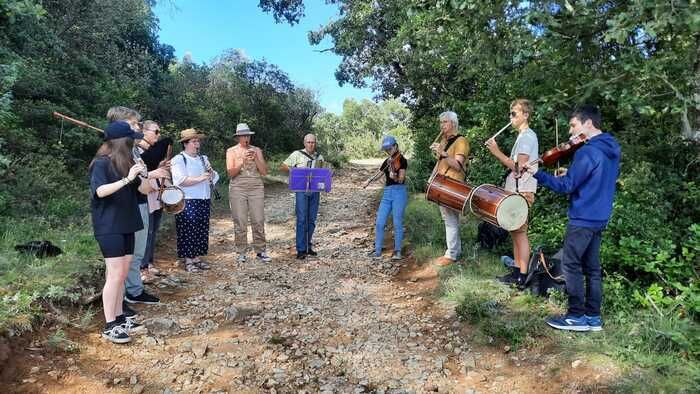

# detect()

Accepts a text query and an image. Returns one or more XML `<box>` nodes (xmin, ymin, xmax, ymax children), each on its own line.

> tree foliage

<box><xmin>0</xmin><ymin>1</ymin><xmax>322</xmax><ymax>218</ymax></box>
<box><xmin>263</xmin><ymin>0</ymin><xmax>700</xmax><ymax>317</ymax></box>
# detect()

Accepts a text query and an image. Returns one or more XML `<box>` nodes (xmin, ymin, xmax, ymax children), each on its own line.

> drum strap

<box><xmin>441</xmin><ymin>135</ymin><xmax>468</xmax><ymax>176</ymax></box>
<box><xmin>297</xmin><ymin>150</ymin><xmax>319</xmax><ymax>168</ymax></box>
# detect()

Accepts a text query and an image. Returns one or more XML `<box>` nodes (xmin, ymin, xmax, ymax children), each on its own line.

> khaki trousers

<box><xmin>229</xmin><ymin>180</ymin><xmax>266</xmax><ymax>253</ymax></box>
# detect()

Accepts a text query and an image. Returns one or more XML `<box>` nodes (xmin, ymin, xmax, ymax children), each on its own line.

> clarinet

<box><xmin>199</xmin><ymin>154</ymin><xmax>221</xmax><ymax>200</ymax></box>
<box><xmin>131</xmin><ymin>146</ymin><xmax>149</xmax><ymax>179</ymax></box>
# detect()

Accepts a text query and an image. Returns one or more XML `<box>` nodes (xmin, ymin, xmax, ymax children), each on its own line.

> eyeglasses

<box><xmin>304</xmin><ymin>141</ymin><xmax>316</xmax><ymax>144</ymax></box>
<box><xmin>146</xmin><ymin>128</ymin><xmax>160</xmax><ymax>134</ymax></box>
<box><xmin>509</xmin><ymin>111</ymin><xmax>518</xmax><ymax>117</ymax></box>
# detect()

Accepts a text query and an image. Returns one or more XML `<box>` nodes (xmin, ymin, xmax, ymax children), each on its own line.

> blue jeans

<box><xmin>374</xmin><ymin>185</ymin><xmax>408</xmax><ymax>255</ymax></box>
<box><xmin>141</xmin><ymin>208</ymin><xmax>163</xmax><ymax>269</ymax></box>
<box><xmin>562</xmin><ymin>224</ymin><xmax>604</xmax><ymax>316</ymax></box>
<box><xmin>295</xmin><ymin>192</ymin><xmax>320</xmax><ymax>253</ymax></box>
<box><xmin>125</xmin><ymin>203</ymin><xmax>148</xmax><ymax>297</ymax></box>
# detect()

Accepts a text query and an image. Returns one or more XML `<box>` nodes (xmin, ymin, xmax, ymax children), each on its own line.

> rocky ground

<box><xmin>6</xmin><ymin>164</ymin><xmax>612</xmax><ymax>393</ymax></box>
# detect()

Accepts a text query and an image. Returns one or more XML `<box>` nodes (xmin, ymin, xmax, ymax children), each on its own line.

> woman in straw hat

<box><xmin>171</xmin><ymin>128</ymin><xmax>220</xmax><ymax>272</ymax></box>
<box><xmin>226</xmin><ymin>123</ymin><xmax>271</xmax><ymax>263</ymax></box>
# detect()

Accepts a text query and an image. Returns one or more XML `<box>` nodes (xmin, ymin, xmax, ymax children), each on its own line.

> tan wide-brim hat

<box><xmin>235</xmin><ymin>123</ymin><xmax>255</xmax><ymax>136</ymax></box>
<box><xmin>178</xmin><ymin>128</ymin><xmax>207</xmax><ymax>143</ymax></box>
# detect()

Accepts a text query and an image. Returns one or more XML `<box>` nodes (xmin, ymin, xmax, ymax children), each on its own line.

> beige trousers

<box><xmin>229</xmin><ymin>180</ymin><xmax>266</xmax><ymax>253</ymax></box>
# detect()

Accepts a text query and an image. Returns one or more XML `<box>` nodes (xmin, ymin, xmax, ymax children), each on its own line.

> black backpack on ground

<box><xmin>14</xmin><ymin>240</ymin><xmax>63</xmax><ymax>258</ymax></box>
<box><xmin>523</xmin><ymin>246</ymin><xmax>566</xmax><ymax>296</ymax></box>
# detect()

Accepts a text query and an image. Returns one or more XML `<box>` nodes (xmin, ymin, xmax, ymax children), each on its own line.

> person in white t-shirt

<box><xmin>485</xmin><ymin>99</ymin><xmax>539</xmax><ymax>288</ymax></box>
<box><xmin>171</xmin><ymin>128</ymin><xmax>220</xmax><ymax>273</ymax></box>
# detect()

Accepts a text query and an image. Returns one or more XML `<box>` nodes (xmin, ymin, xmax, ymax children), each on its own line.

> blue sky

<box><xmin>154</xmin><ymin>1</ymin><xmax>374</xmax><ymax>114</ymax></box>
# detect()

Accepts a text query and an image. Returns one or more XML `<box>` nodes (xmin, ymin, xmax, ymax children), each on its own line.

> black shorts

<box><xmin>95</xmin><ymin>233</ymin><xmax>135</xmax><ymax>258</ymax></box>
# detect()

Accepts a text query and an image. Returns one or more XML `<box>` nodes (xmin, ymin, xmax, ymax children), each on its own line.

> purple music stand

<box><xmin>289</xmin><ymin>167</ymin><xmax>333</xmax><ymax>193</ymax></box>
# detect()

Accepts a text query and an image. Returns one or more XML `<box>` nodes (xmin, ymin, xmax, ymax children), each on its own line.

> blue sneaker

<box><xmin>584</xmin><ymin>315</ymin><xmax>603</xmax><ymax>332</ymax></box>
<box><xmin>546</xmin><ymin>314</ymin><xmax>590</xmax><ymax>331</ymax></box>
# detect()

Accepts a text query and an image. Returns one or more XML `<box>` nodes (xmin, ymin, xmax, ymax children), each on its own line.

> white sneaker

<box><xmin>256</xmin><ymin>251</ymin><xmax>272</xmax><ymax>263</ymax></box>
<box><xmin>236</xmin><ymin>254</ymin><xmax>247</xmax><ymax>263</ymax></box>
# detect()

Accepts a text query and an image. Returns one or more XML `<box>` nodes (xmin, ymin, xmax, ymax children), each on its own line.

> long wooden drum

<box><xmin>469</xmin><ymin>184</ymin><xmax>529</xmax><ymax>231</ymax></box>
<box><xmin>426</xmin><ymin>175</ymin><xmax>529</xmax><ymax>231</ymax></box>
<box><xmin>426</xmin><ymin>173</ymin><xmax>473</xmax><ymax>214</ymax></box>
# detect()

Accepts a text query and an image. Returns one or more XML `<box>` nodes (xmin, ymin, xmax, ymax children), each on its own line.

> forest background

<box><xmin>1</xmin><ymin>0</ymin><xmax>698</xmax><ymax>390</ymax></box>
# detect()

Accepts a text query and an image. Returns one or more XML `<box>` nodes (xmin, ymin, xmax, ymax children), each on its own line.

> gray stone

<box><xmin>145</xmin><ymin>318</ymin><xmax>178</xmax><ymax>336</ymax></box>
<box><xmin>132</xmin><ymin>384</ymin><xmax>145</xmax><ymax>394</ymax></box>
<box><xmin>192</xmin><ymin>341</ymin><xmax>208</xmax><ymax>358</ymax></box>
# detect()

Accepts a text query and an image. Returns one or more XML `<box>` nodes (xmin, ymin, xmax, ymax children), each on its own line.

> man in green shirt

<box><xmin>280</xmin><ymin>134</ymin><xmax>325</xmax><ymax>259</ymax></box>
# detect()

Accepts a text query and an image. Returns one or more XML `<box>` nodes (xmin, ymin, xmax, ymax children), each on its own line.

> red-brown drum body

<box><xmin>426</xmin><ymin>173</ymin><xmax>473</xmax><ymax>214</ymax></box>
<box><xmin>426</xmin><ymin>176</ymin><xmax>529</xmax><ymax>231</ymax></box>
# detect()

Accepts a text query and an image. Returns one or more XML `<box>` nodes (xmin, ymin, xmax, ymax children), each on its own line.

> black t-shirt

<box><xmin>141</xmin><ymin>137</ymin><xmax>173</xmax><ymax>171</ymax></box>
<box><xmin>89</xmin><ymin>156</ymin><xmax>144</xmax><ymax>236</ymax></box>
<box><xmin>383</xmin><ymin>154</ymin><xmax>408</xmax><ymax>186</ymax></box>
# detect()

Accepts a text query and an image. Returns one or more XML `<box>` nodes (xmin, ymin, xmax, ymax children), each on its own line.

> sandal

<box><xmin>185</xmin><ymin>262</ymin><xmax>201</xmax><ymax>273</ymax></box>
<box><xmin>195</xmin><ymin>260</ymin><xmax>210</xmax><ymax>270</ymax></box>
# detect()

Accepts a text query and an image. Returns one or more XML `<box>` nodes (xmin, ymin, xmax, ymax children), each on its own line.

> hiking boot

<box><xmin>391</xmin><ymin>251</ymin><xmax>403</xmax><ymax>261</ymax></box>
<box><xmin>296</xmin><ymin>252</ymin><xmax>307</xmax><ymax>260</ymax></box>
<box><xmin>257</xmin><ymin>251</ymin><xmax>272</xmax><ymax>263</ymax></box>
<box><xmin>124</xmin><ymin>291</ymin><xmax>160</xmax><ymax>305</ymax></box>
<box><xmin>122</xmin><ymin>302</ymin><xmax>138</xmax><ymax>319</ymax></box>
<box><xmin>307</xmin><ymin>248</ymin><xmax>318</xmax><ymax>256</ymax></box>
<box><xmin>367</xmin><ymin>250</ymin><xmax>382</xmax><ymax>260</ymax></box>
<box><xmin>584</xmin><ymin>315</ymin><xmax>603</xmax><ymax>332</ymax></box>
<box><xmin>546</xmin><ymin>314</ymin><xmax>590</xmax><ymax>332</ymax></box>
<box><xmin>101</xmin><ymin>324</ymin><xmax>131</xmax><ymax>344</ymax></box>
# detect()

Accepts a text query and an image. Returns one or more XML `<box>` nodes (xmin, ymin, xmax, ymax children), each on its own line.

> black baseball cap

<box><xmin>104</xmin><ymin>121</ymin><xmax>144</xmax><ymax>141</ymax></box>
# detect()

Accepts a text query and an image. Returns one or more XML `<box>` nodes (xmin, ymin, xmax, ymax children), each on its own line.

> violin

<box><xmin>388</xmin><ymin>150</ymin><xmax>402</xmax><ymax>175</ymax></box>
<box><xmin>536</xmin><ymin>133</ymin><xmax>588</xmax><ymax>167</ymax></box>
<box><xmin>362</xmin><ymin>150</ymin><xmax>403</xmax><ymax>188</ymax></box>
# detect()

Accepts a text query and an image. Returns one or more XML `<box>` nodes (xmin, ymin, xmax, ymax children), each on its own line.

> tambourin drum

<box><xmin>468</xmin><ymin>184</ymin><xmax>529</xmax><ymax>231</ymax></box>
<box><xmin>160</xmin><ymin>186</ymin><xmax>185</xmax><ymax>215</ymax></box>
<box><xmin>425</xmin><ymin>173</ymin><xmax>473</xmax><ymax>214</ymax></box>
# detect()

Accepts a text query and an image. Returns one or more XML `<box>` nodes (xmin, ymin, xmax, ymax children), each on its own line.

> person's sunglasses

<box><xmin>509</xmin><ymin>111</ymin><xmax>517</xmax><ymax>117</ymax></box>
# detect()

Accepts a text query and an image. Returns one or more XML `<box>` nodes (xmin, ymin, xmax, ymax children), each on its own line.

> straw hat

<box><xmin>235</xmin><ymin>123</ymin><xmax>255</xmax><ymax>136</ymax></box>
<box><xmin>178</xmin><ymin>128</ymin><xmax>207</xmax><ymax>143</ymax></box>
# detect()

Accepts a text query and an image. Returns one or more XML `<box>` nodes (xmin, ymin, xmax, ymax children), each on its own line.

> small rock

<box><xmin>462</xmin><ymin>354</ymin><xmax>476</xmax><ymax>370</ymax></box>
<box><xmin>144</xmin><ymin>317</ymin><xmax>178</xmax><ymax>336</ymax></box>
<box><xmin>183</xmin><ymin>356</ymin><xmax>194</xmax><ymax>365</ymax></box>
<box><xmin>29</xmin><ymin>366</ymin><xmax>40</xmax><ymax>374</ymax></box>
<box><xmin>132</xmin><ymin>384</ymin><xmax>145</xmax><ymax>394</ymax></box>
<box><xmin>503</xmin><ymin>345</ymin><xmax>511</xmax><ymax>353</ymax></box>
<box><xmin>113</xmin><ymin>377</ymin><xmax>122</xmax><ymax>385</ymax></box>
<box><xmin>47</xmin><ymin>370</ymin><xmax>60</xmax><ymax>380</ymax></box>
<box><xmin>277</xmin><ymin>354</ymin><xmax>289</xmax><ymax>362</ymax></box>
<box><xmin>571</xmin><ymin>359</ymin><xmax>583</xmax><ymax>369</ymax></box>
<box><xmin>22</xmin><ymin>378</ymin><xmax>37</xmax><ymax>384</ymax></box>
<box><xmin>130</xmin><ymin>375</ymin><xmax>138</xmax><ymax>385</ymax></box>
<box><xmin>192</xmin><ymin>341</ymin><xmax>207</xmax><ymax>358</ymax></box>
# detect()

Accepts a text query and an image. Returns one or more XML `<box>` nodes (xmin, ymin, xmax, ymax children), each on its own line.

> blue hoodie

<box><xmin>534</xmin><ymin>133</ymin><xmax>621</xmax><ymax>229</ymax></box>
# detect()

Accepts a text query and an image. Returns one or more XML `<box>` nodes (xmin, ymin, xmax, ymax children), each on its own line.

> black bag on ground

<box><xmin>14</xmin><ymin>240</ymin><xmax>63</xmax><ymax>258</ymax></box>
<box><xmin>477</xmin><ymin>221</ymin><xmax>509</xmax><ymax>249</ymax></box>
<box><xmin>523</xmin><ymin>246</ymin><xmax>566</xmax><ymax>296</ymax></box>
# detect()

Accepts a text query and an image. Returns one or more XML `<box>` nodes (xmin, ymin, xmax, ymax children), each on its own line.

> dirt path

<box><xmin>7</xmin><ymin>166</ymin><xmax>601</xmax><ymax>393</ymax></box>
